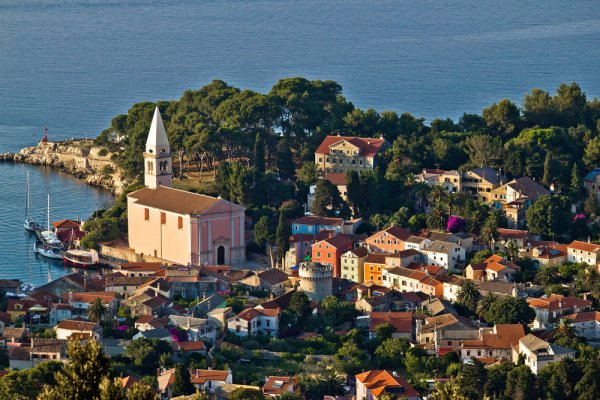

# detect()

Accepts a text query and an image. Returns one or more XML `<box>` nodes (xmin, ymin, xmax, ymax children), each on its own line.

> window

<box><xmin>160</xmin><ymin>212</ymin><xmax>166</xmax><ymax>225</ymax></box>
<box><xmin>144</xmin><ymin>208</ymin><xmax>149</xmax><ymax>221</ymax></box>
<box><xmin>178</xmin><ymin>216</ymin><xmax>183</xmax><ymax>229</ymax></box>
<box><xmin>266</xmin><ymin>320</ymin><xmax>270</xmax><ymax>327</ymax></box>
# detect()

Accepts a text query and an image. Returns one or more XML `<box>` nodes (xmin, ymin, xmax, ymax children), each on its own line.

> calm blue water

<box><xmin>0</xmin><ymin>0</ymin><xmax>599</xmax><ymax>283</ymax></box>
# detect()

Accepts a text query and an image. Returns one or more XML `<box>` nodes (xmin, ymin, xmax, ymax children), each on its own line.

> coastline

<box><xmin>0</xmin><ymin>139</ymin><xmax>129</xmax><ymax>195</ymax></box>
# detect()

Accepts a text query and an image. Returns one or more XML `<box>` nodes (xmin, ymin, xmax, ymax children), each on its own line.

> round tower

<box><xmin>299</xmin><ymin>262</ymin><xmax>333</xmax><ymax>302</ymax></box>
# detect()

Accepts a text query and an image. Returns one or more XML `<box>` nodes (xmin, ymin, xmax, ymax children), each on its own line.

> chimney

<box><xmin>68</xmin><ymin>291</ymin><xmax>73</xmax><ymax>304</ymax></box>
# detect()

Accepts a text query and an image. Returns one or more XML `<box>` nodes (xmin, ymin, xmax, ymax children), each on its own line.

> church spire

<box><xmin>144</xmin><ymin>106</ymin><xmax>172</xmax><ymax>189</ymax></box>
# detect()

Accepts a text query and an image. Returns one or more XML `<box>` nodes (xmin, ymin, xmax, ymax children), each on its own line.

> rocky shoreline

<box><xmin>0</xmin><ymin>140</ymin><xmax>130</xmax><ymax>195</ymax></box>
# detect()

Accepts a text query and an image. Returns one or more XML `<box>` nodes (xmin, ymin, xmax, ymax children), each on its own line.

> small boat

<box><xmin>34</xmin><ymin>241</ymin><xmax>64</xmax><ymax>260</ymax></box>
<box><xmin>64</xmin><ymin>249</ymin><xmax>99</xmax><ymax>268</ymax></box>
<box><xmin>41</xmin><ymin>194</ymin><xmax>63</xmax><ymax>247</ymax></box>
<box><xmin>24</xmin><ymin>172</ymin><xmax>40</xmax><ymax>232</ymax></box>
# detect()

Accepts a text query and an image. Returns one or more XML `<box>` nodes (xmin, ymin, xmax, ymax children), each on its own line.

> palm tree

<box><xmin>430</xmin><ymin>185</ymin><xmax>448</xmax><ymax>207</ymax></box>
<box><xmin>476</xmin><ymin>292</ymin><xmax>498</xmax><ymax>318</ymax></box>
<box><xmin>504</xmin><ymin>240</ymin><xmax>521</xmax><ymax>261</ymax></box>
<box><xmin>457</xmin><ymin>279</ymin><xmax>479</xmax><ymax>312</ymax></box>
<box><xmin>427</xmin><ymin>203</ymin><xmax>448</xmax><ymax>231</ymax></box>
<box><xmin>534</xmin><ymin>265</ymin><xmax>558</xmax><ymax>286</ymax></box>
<box><xmin>478</xmin><ymin>218</ymin><xmax>499</xmax><ymax>249</ymax></box>
<box><xmin>87</xmin><ymin>298</ymin><xmax>110</xmax><ymax>323</ymax></box>
<box><xmin>553</xmin><ymin>318</ymin><xmax>577</xmax><ymax>341</ymax></box>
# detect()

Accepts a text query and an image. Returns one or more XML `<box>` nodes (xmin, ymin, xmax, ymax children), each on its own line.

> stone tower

<box><xmin>299</xmin><ymin>262</ymin><xmax>333</xmax><ymax>302</ymax></box>
<box><xmin>144</xmin><ymin>107</ymin><xmax>172</xmax><ymax>189</ymax></box>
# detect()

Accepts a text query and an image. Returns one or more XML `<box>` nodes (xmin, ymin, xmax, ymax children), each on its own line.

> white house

<box><xmin>567</xmin><ymin>240</ymin><xmax>600</xmax><ymax>265</ymax></box>
<box><xmin>168</xmin><ymin>315</ymin><xmax>218</xmax><ymax>342</ymax></box>
<box><xmin>190</xmin><ymin>369</ymin><xmax>233</xmax><ymax>393</ymax></box>
<box><xmin>55</xmin><ymin>320</ymin><xmax>101</xmax><ymax>341</ymax></box>
<box><xmin>513</xmin><ymin>334</ymin><xmax>576</xmax><ymax>374</ymax></box>
<box><xmin>227</xmin><ymin>307</ymin><xmax>279</xmax><ymax>337</ymax></box>
<box><xmin>421</xmin><ymin>240</ymin><xmax>465</xmax><ymax>273</ymax></box>
<box><xmin>566</xmin><ymin>311</ymin><xmax>600</xmax><ymax>340</ymax></box>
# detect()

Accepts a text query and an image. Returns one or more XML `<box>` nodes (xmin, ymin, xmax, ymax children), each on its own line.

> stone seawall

<box><xmin>0</xmin><ymin>140</ymin><xmax>130</xmax><ymax>195</ymax></box>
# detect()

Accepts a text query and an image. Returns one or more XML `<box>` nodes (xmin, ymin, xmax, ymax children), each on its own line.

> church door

<box><xmin>217</xmin><ymin>246</ymin><xmax>225</xmax><ymax>265</ymax></box>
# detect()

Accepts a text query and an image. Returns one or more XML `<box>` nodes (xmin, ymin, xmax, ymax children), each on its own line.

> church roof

<box><xmin>129</xmin><ymin>186</ymin><xmax>245</xmax><ymax>215</ymax></box>
<box><xmin>146</xmin><ymin>107</ymin><xmax>170</xmax><ymax>148</ymax></box>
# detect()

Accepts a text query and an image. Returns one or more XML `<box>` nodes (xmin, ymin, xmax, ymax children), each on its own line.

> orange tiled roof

<box><xmin>315</xmin><ymin>135</ymin><xmax>387</xmax><ymax>157</ymax></box>
<box><xmin>56</xmin><ymin>320</ymin><xmax>98</xmax><ymax>331</ymax></box>
<box><xmin>369</xmin><ymin>312</ymin><xmax>413</xmax><ymax>334</ymax></box>
<box><xmin>355</xmin><ymin>370</ymin><xmax>419</xmax><ymax>398</ymax></box>
<box><xmin>568</xmin><ymin>240</ymin><xmax>600</xmax><ymax>253</ymax></box>
<box><xmin>527</xmin><ymin>294</ymin><xmax>592</xmax><ymax>311</ymax></box>
<box><xmin>262</xmin><ymin>376</ymin><xmax>293</xmax><ymax>395</ymax></box>
<box><xmin>462</xmin><ymin>324</ymin><xmax>525</xmax><ymax>350</ymax></box>
<box><xmin>566</xmin><ymin>311</ymin><xmax>600</xmax><ymax>323</ymax></box>
<box><xmin>189</xmin><ymin>369</ymin><xmax>229</xmax><ymax>385</ymax></box>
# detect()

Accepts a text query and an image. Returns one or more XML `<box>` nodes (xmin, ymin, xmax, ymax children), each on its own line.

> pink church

<box><xmin>127</xmin><ymin>107</ymin><xmax>246</xmax><ymax>266</ymax></box>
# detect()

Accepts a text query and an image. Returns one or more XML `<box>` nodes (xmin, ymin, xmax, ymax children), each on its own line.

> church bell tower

<box><xmin>144</xmin><ymin>106</ymin><xmax>172</xmax><ymax>189</ymax></box>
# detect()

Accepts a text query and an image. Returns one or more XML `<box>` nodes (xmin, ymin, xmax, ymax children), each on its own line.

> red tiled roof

<box><xmin>355</xmin><ymin>370</ymin><xmax>419</xmax><ymax>398</ymax></box>
<box><xmin>262</xmin><ymin>376</ymin><xmax>293</xmax><ymax>395</ymax></box>
<box><xmin>56</xmin><ymin>320</ymin><xmax>98</xmax><ymax>331</ymax></box>
<box><xmin>52</xmin><ymin>219</ymin><xmax>81</xmax><ymax>229</ymax></box>
<box><xmin>365</xmin><ymin>253</ymin><xmax>387</xmax><ymax>264</ymax></box>
<box><xmin>462</xmin><ymin>324</ymin><xmax>525</xmax><ymax>350</ymax></box>
<box><xmin>320</xmin><ymin>234</ymin><xmax>354</xmax><ymax>250</ymax></box>
<box><xmin>369</xmin><ymin>312</ymin><xmax>413</xmax><ymax>334</ymax></box>
<box><xmin>527</xmin><ymin>294</ymin><xmax>592</xmax><ymax>311</ymax></box>
<box><xmin>566</xmin><ymin>311</ymin><xmax>600</xmax><ymax>323</ymax></box>
<box><xmin>568</xmin><ymin>240</ymin><xmax>600</xmax><ymax>253</ymax></box>
<box><xmin>65</xmin><ymin>291</ymin><xmax>116</xmax><ymax>304</ymax></box>
<box><xmin>497</xmin><ymin>228</ymin><xmax>528</xmax><ymax>239</ymax></box>
<box><xmin>324</xmin><ymin>172</ymin><xmax>347</xmax><ymax>186</ymax></box>
<box><xmin>175</xmin><ymin>341</ymin><xmax>205</xmax><ymax>352</ymax></box>
<box><xmin>120</xmin><ymin>262</ymin><xmax>164</xmax><ymax>272</ymax></box>
<box><xmin>189</xmin><ymin>369</ymin><xmax>229</xmax><ymax>385</ymax></box>
<box><xmin>135</xmin><ymin>315</ymin><xmax>155</xmax><ymax>324</ymax></box>
<box><xmin>315</xmin><ymin>135</ymin><xmax>387</xmax><ymax>157</ymax></box>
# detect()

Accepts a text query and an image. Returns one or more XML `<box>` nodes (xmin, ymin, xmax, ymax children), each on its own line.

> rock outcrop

<box><xmin>0</xmin><ymin>140</ymin><xmax>130</xmax><ymax>195</ymax></box>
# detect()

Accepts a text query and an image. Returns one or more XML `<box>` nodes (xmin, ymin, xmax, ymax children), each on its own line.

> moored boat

<box><xmin>24</xmin><ymin>172</ymin><xmax>40</xmax><ymax>232</ymax></box>
<box><xmin>34</xmin><ymin>241</ymin><xmax>64</xmax><ymax>260</ymax></box>
<box><xmin>63</xmin><ymin>249</ymin><xmax>99</xmax><ymax>267</ymax></box>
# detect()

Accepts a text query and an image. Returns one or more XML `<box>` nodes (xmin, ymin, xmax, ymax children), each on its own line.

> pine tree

<box><xmin>171</xmin><ymin>364</ymin><xmax>194</xmax><ymax>397</ymax></box>
<box><xmin>345</xmin><ymin>170</ymin><xmax>361</xmax><ymax>215</ymax></box>
<box><xmin>570</xmin><ymin>163</ymin><xmax>582</xmax><ymax>199</ymax></box>
<box><xmin>276</xmin><ymin>139</ymin><xmax>295</xmax><ymax>179</ymax></box>
<box><xmin>312</xmin><ymin>179</ymin><xmax>351</xmax><ymax>219</ymax></box>
<box><xmin>459</xmin><ymin>358</ymin><xmax>487</xmax><ymax>399</ymax></box>
<box><xmin>275</xmin><ymin>211</ymin><xmax>291</xmax><ymax>268</ymax></box>
<box><xmin>254</xmin><ymin>131</ymin><xmax>265</xmax><ymax>179</ymax></box>
<box><xmin>542</xmin><ymin>152</ymin><xmax>553</xmax><ymax>187</ymax></box>
<box><xmin>39</xmin><ymin>340</ymin><xmax>113</xmax><ymax>400</ymax></box>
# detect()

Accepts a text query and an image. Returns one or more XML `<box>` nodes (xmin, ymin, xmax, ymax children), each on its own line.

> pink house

<box><xmin>127</xmin><ymin>107</ymin><xmax>246</xmax><ymax>266</ymax></box>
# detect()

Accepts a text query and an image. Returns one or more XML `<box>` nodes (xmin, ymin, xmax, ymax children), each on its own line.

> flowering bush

<box><xmin>573</xmin><ymin>213</ymin><xmax>586</xmax><ymax>222</ymax></box>
<box><xmin>447</xmin><ymin>216</ymin><xmax>466</xmax><ymax>233</ymax></box>
<box><xmin>168</xmin><ymin>326</ymin><xmax>188</xmax><ymax>342</ymax></box>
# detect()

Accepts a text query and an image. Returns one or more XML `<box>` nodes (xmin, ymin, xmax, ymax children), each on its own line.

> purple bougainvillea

<box><xmin>168</xmin><ymin>326</ymin><xmax>188</xmax><ymax>342</ymax></box>
<box><xmin>447</xmin><ymin>216</ymin><xmax>466</xmax><ymax>233</ymax></box>
<box><xmin>573</xmin><ymin>213</ymin><xmax>587</xmax><ymax>222</ymax></box>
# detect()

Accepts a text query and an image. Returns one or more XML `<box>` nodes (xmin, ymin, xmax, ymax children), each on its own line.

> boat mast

<box><xmin>47</xmin><ymin>194</ymin><xmax>50</xmax><ymax>232</ymax></box>
<box><xmin>26</xmin><ymin>172</ymin><xmax>30</xmax><ymax>218</ymax></box>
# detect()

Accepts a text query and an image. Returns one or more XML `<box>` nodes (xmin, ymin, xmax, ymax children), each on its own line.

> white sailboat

<box><xmin>41</xmin><ymin>194</ymin><xmax>61</xmax><ymax>247</ymax></box>
<box><xmin>34</xmin><ymin>241</ymin><xmax>63</xmax><ymax>260</ymax></box>
<box><xmin>23</xmin><ymin>172</ymin><xmax>40</xmax><ymax>231</ymax></box>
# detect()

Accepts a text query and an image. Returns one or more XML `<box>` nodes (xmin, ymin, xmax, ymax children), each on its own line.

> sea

<box><xmin>0</xmin><ymin>0</ymin><xmax>599</xmax><ymax>285</ymax></box>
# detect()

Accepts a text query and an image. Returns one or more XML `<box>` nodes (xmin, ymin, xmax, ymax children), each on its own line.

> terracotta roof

<box><xmin>52</xmin><ymin>219</ymin><xmax>81</xmax><ymax>229</ymax></box>
<box><xmin>119</xmin><ymin>262</ymin><xmax>164</xmax><ymax>272</ymax></box>
<box><xmin>320</xmin><ymin>234</ymin><xmax>354</xmax><ymax>249</ymax></box>
<box><xmin>324</xmin><ymin>172</ymin><xmax>347</xmax><ymax>186</ymax></box>
<box><xmin>315</xmin><ymin>135</ymin><xmax>388</xmax><ymax>157</ymax></box>
<box><xmin>189</xmin><ymin>369</ymin><xmax>230</xmax><ymax>385</ymax></box>
<box><xmin>349</xmin><ymin>247</ymin><xmax>369</xmax><ymax>257</ymax></box>
<box><xmin>142</xmin><ymin>295</ymin><xmax>171</xmax><ymax>310</ymax></box>
<box><xmin>468</xmin><ymin>263</ymin><xmax>487</xmax><ymax>271</ymax></box>
<box><xmin>233</xmin><ymin>307</ymin><xmax>279</xmax><ymax>321</ymax></box>
<box><xmin>3</xmin><ymin>327</ymin><xmax>26</xmax><ymax>340</ymax></box>
<box><xmin>527</xmin><ymin>294</ymin><xmax>591</xmax><ymax>311</ymax></box>
<box><xmin>365</xmin><ymin>253</ymin><xmax>387</xmax><ymax>264</ymax></box>
<box><xmin>420</xmin><ymin>276</ymin><xmax>442</xmax><ymax>287</ymax></box>
<box><xmin>408</xmin><ymin>264</ymin><xmax>446</xmax><ymax>276</ymax></box>
<box><xmin>566</xmin><ymin>311</ymin><xmax>600</xmax><ymax>323</ymax></box>
<box><xmin>262</xmin><ymin>376</ymin><xmax>293</xmax><ymax>395</ymax></box>
<box><xmin>257</xmin><ymin>269</ymin><xmax>289</xmax><ymax>285</ymax></box>
<box><xmin>28</xmin><ymin>289</ymin><xmax>60</xmax><ymax>305</ymax></box>
<box><xmin>31</xmin><ymin>338</ymin><xmax>66</xmax><ymax>353</ymax></box>
<box><xmin>56</xmin><ymin>320</ymin><xmax>98</xmax><ymax>331</ymax></box>
<box><xmin>568</xmin><ymin>240</ymin><xmax>600</xmax><ymax>253</ymax></box>
<box><xmin>497</xmin><ymin>228</ymin><xmax>528</xmax><ymax>239</ymax></box>
<box><xmin>462</xmin><ymin>324</ymin><xmax>525</xmax><ymax>350</ymax></box>
<box><xmin>408</xmin><ymin>271</ymin><xmax>428</xmax><ymax>281</ymax></box>
<box><xmin>129</xmin><ymin>186</ymin><xmax>244</xmax><ymax>215</ymax></box>
<box><xmin>174</xmin><ymin>341</ymin><xmax>206</xmax><ymax>352</ymax></box>
<box><xmin>53</xmin><ymin>304</ymin><xmax>72</xmax><ymax>310</ymax></box>
<box><xmin>121</xmin><ymin>376</ymin><xmax>140</xmax><ymax>390</ymax></box>
<box><xmin>7</xmin><ymin>298</ymin><xmax>40</xmax><ymax>313</ymax></box>
<box><xmin>105</xmin><ymin>275</ymin><xmax>155</xmax><ymax>287</ymax></box>
<box><xmin>355</xmin><ymin>370</ymin><xmax>419</xmax><ymax>398</ymax></box>
<box><xmin>369</xmin><ymin>312</ymin><xmax>413</xmax><ymax>334</ymax></box>
<box><xmin>291</xmin><ymin>215</ymin><xmax>344</xmax><ymax>227</ymax></box>
<box><xmin>66</xmin><ymin>291</ymin><xmax>116</xmax><ymax>304</ymax></box>
<box><xmin>135</xmin><ymin>315</ymin><xmax>155</xmax><ymax>324</ymax></box>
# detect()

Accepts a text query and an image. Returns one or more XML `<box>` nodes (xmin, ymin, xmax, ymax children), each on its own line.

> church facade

<box><xmin>127</xmin><ymin>107</ymin><xmax>246</xmax><ymax>266</ymax></box>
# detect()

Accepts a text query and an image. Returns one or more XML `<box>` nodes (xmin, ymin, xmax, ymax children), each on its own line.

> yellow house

<box><xmin>314</xmin><ymin>135</ymin><xmax>388</xmax><ymax>176</ymax></box>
